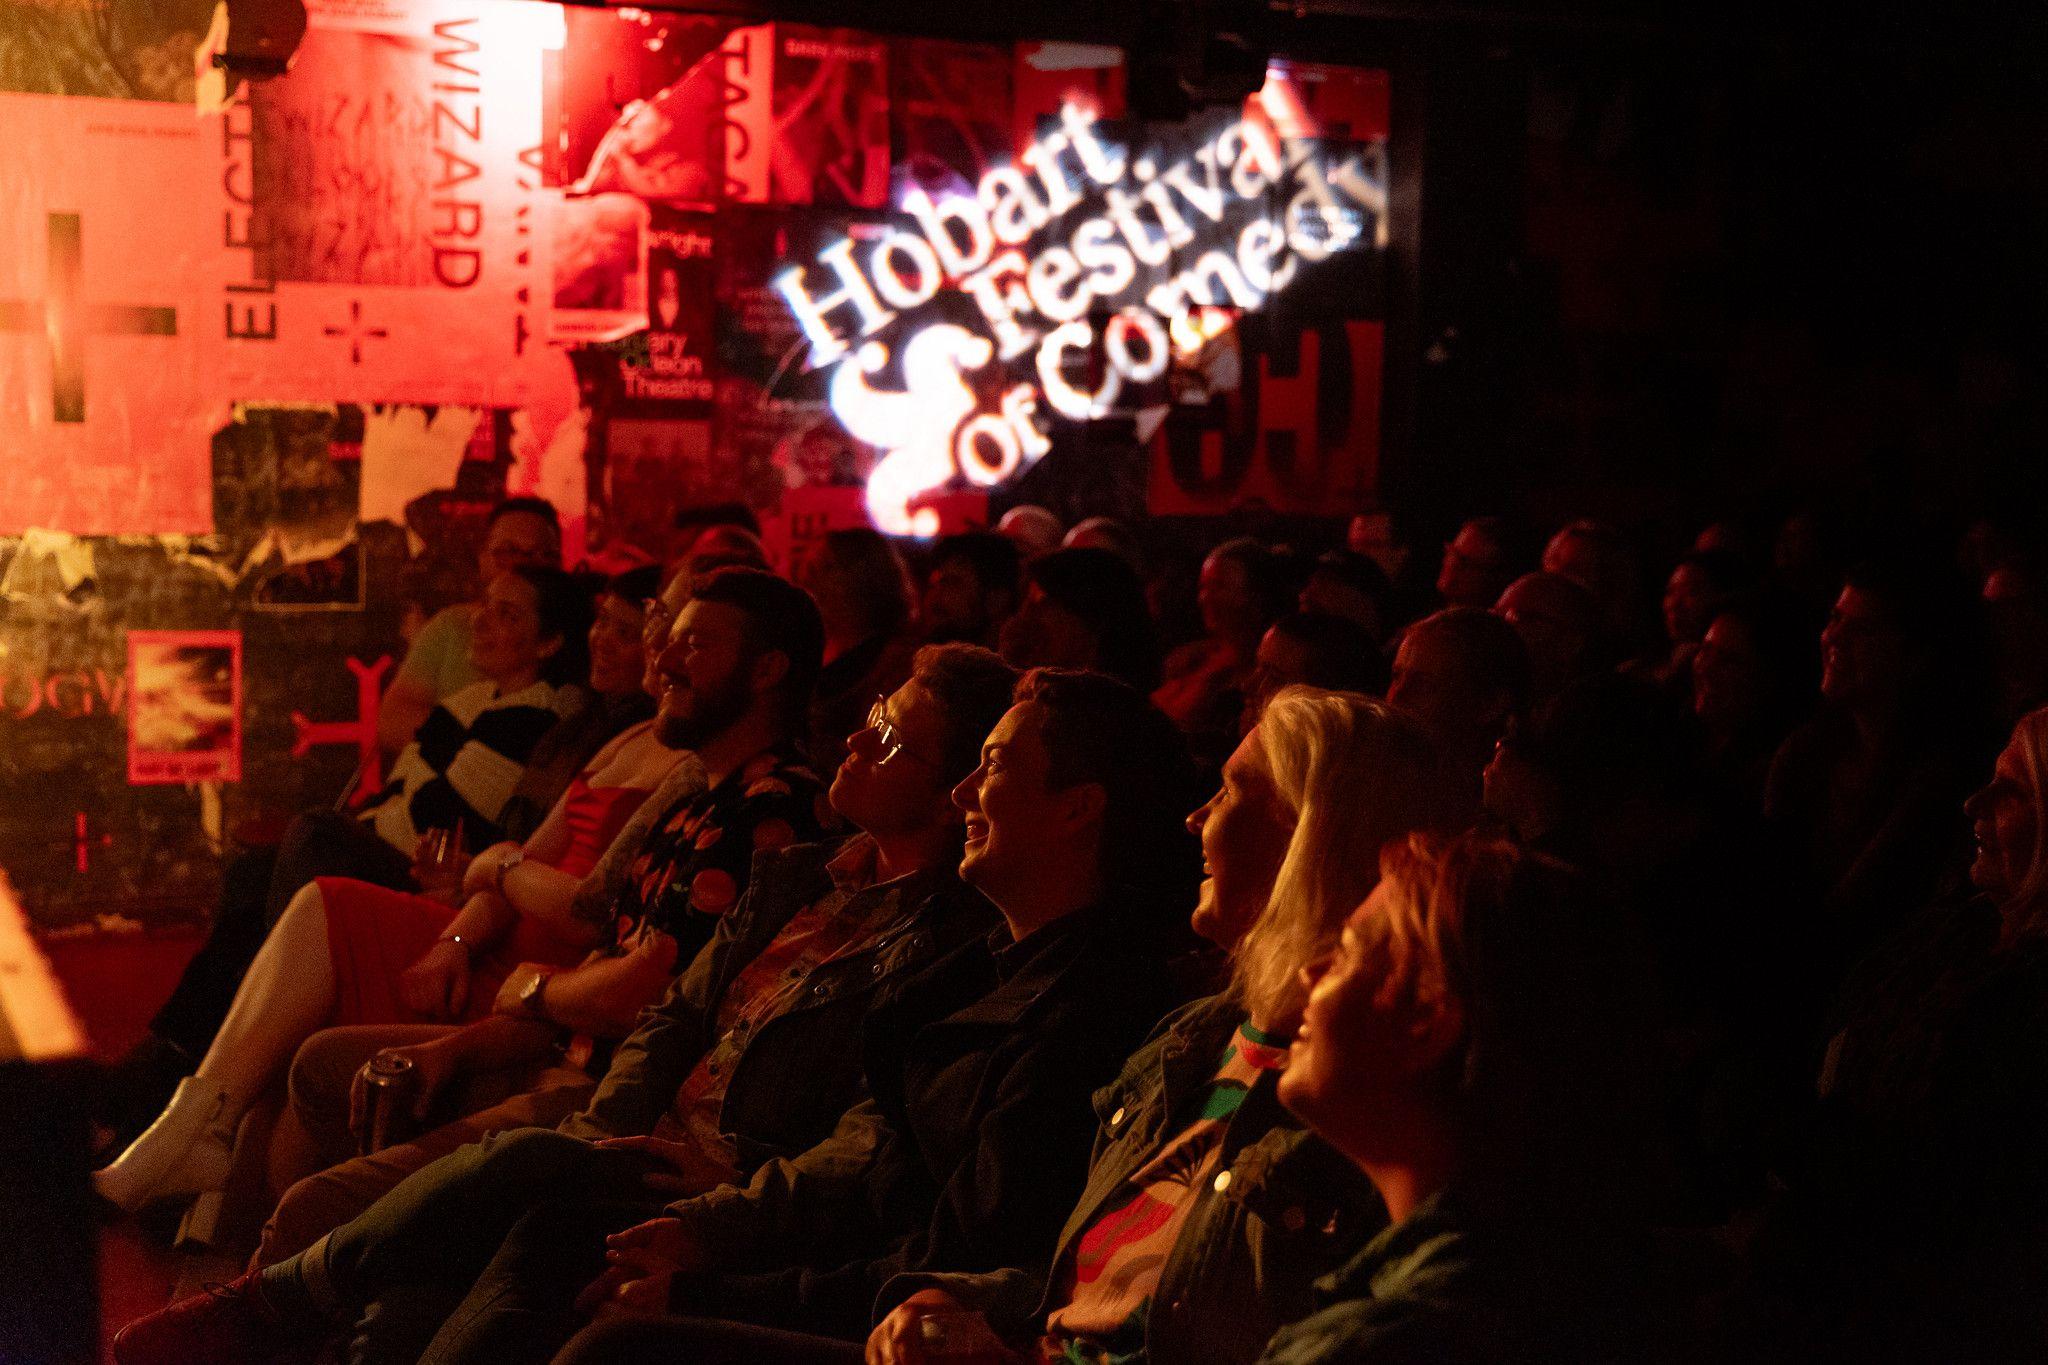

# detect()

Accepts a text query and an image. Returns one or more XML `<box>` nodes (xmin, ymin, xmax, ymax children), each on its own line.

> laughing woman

<box><xmin>863</xmin><ymin>687</ymin><xmax>1459</xmax><ymax>1365</ymax></box>
<box><xmin>92</xmin><ymin>568</ymin><xmax>673</xmax><ymax>1219</ymax></box>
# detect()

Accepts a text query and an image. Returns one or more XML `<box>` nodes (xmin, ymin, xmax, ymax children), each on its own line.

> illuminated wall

<box><xmin>0</xmin><ymin>0</ymin><xmax>1387</xmax><ymax>926</ymax></box>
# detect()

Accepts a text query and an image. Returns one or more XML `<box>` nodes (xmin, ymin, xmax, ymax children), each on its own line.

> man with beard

<box><xmin>113</xmin><ymin>645</ymin><xmax>1018</xmax><ymax>1365</ymax></box>
<box><xmin>219</xmin><ymin>569</ymin><xmax>835</xmax><ymax>1267</ymax></box>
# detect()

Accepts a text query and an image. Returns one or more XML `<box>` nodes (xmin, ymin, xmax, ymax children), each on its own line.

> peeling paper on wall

<box><xmin>0</xmin><ymin>529</ymin><xmax>98</xmax><ymax>606</ymax></box>
<box><xmin>359</xmin><ymin>406</ymin><xmax>482</xmax><ymax>526</ymax></box>
<box><xmin>510</xmin><ymin>407</ymin><xmax>591</xmax><ymax>562</ymax></box>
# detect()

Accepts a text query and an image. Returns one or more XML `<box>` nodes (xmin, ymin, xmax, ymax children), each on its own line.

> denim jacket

<box><xmin>559</xmin><ymin>836</ymin><xmax>995</xmax><ymax>1174</ymax></box>
<box><xmin>882</xmin><ymin>993</ymin><xmax>1385</xmax><ymax>1364</ymax></box>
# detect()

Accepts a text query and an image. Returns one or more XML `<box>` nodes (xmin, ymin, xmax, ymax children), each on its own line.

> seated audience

<box><xmin>380</xmin><ymin>496</ymin><xmax>562</xmax><ymax>752</ymax></box>
<box><xmin>1484</xmin><ymin>673</ymin><xmax>1812</xmax><ymax>1219</ymax></box>
<box><xmin>672</xmin><ymin>502</ymin><xmax>763</xmax><ymax>557</ymax></box>
<box><xmin>1241</xmin><ymin>613</ymin><xmax>1387</xmax><ymax>734</ymax></box>
<box><xmin>862</xmin><ymin>687</ymin><xmax>1456</xmax><ymax>1365</ymax></box>
<box><xmin>1386</xmin><ymin>607</ymin><xmax>1530</xmax><ymax>820</ymax></box>
<box><xmin>1156</xmin><ymin>538</ymin><xmax>1293</xmax><ymax>772</ymax></box>
<box><xmin>1983</xmin><ymin>562</ymin><xmax>2048</xmax><ymax>726</ymax></box>
<box><xmin>1692</xmin><ymin>594</ymin><xmax>1815</xmax><ymax>807</ymax></box>
<box><xmin>101</xmin><ymin>568</ymin><xmax>623</xmax><ymax>1153</ymax></box>
<box><xmin>801</xmin><ymin>529</ymin><xmax>920</xmax><ymax>775</ymax></box>
<box><xmin>429</xmin><ymin>671</ymin><xmax>1201</xmax><ymax>1362</ymax></box>
<box><xmin>1298</xmin><ymin>549</ymin><xmax>1395</xmax><ymax>642</ymax></box>
<box><xmin>1258</xmin><ymin>832</ymin><xmax>1664</xmax><ymax>1364</ymax></box>
<box><xmin>1753</xmin><ymin>705</ymin><xmax>2048</xmax><ymax>1362</ymax></box>
<box><xmin>1765</xmin><ymin>560</ymin><xmax>1987</xmax><ymax>971</ymax></box>
<box><xmin>245</xmin><ymin>648</ymin><xmax>1011</xmax><ymax>1298</ymax></box>
<box><xmin>1063</xmin><ymin>515</ymin><xmax>1145</xmax><ymax>567</ymax></box>
<box><xmin>1436</xmin><ymin>516</ymin><xmax>1518</xmax><ymax>611</ymax></box>
<box><xmin>1640</xmin><ymin>548</ymin><xmax>1750</xmax><ymax>691</ymax></box>
<box><xmin>116</xmin><ymin>669</ymin><xmax>1199</xmax><ymax>1365</ymax></box>
<box><xmin>919</xmin><ymin>531</ymin><xmax>1022</xmax><ymax>648</ymax></box>
<box><xmin>1491</xmin><ymin>571</ymin><xmax>1605</xmax><ymax>705</ymax></box>
<box><xmin>95</xmin><ymin>572</ymin><xmax>667</xmax><ymax>1216</ymax></box>
<box><xmin>1000</xmin><ymin>547</ymin><xmax>1163</xmax><ymax>692</ymax></box>
<box><xmin>1542</xmin><ymin>518</ymin><xmax>1649</xmax><ymax>657</ymax></box>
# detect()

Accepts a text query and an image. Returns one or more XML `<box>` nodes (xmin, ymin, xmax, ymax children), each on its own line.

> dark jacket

<box><xmin>1257</xmin><ymin>1189</ymin><xmax>1662</xmax><ymax>1365</ymax></box>
<box><xmin>559</xmin><ymin>837</ymin><xmax>996</xmax><ymax>1174</ymax></box>
<box><xmin>884</xmin><ymin>993</ymin><xmax>1384</xmax><ymax>1364</ymax></box>
<box><xmin>661</xmin><ymin>904</ymin><xmax>1191</xmax><ymax>1339</ymax></box>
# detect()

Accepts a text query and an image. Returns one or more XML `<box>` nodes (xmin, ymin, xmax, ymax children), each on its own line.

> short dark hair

<box><xmin>690</xmin><ymin>568</ymin><xmax>826</xmax><ymax>729</ymax></box>
<box><xmin>510</xmin><ymin>564</ymin><xmax>594</xmax><ymax>688</ymax></box>
<box><xmin>931</xmin><ymin>532</ymin><xmax>1023</xmax><ymax>599</ymax></box>
<box><xmin>1013</xmin><ymin>668</ymin><xmax>1201</xmax><ymax>926</ymax></box>
<box><xmin>813</xmin><ymin>528</ymin><xmax>914</xmax><ymax>639</ymax></box>
<box><xmin>489</xmin><ymin>496</ymin><xmax>561</xmax><ymax>537</ymax></box>
<box><xmin>673</xmin><ymin>501</ymin><xmax>762</xmax><ymax>539</ymax></box>
<box><xmin>910</xmin><ymin>644</ymin><xmax>1020</xmax><ymax>785</ymax></box>
<box><xmin>1269</xmin><ymin>612</ymin><xmax>1388</xmax><ymax>695</ymax></box>
<box><xmin>607</xmin><ymin>564</ymin><xmax>662</xmax><ymax>606</ymax></box>
<box><xmin>1027</xmin><ymin>549</ymin><xmax>1162</xmax><ymax>692</ymax></box>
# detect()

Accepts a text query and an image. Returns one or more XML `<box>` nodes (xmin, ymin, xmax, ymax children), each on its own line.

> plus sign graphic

<box><xmin>0</xmin><ymin>212</ymin><xmax>178</xmax><ymax>423</ymax></box>
<box><xmin>291</xmin><ymin>655</ymin><xmax>393</xmax><ymax>807</ymax></box>
<box><xmin>323</xmin><ymin>299</ymin><xmax>389</xmax><ymax>365</ymax></box>
<box><xmin>55</xmin><ymin>812</ymin><xmax>115</xmax><ymax>876</ymax></box>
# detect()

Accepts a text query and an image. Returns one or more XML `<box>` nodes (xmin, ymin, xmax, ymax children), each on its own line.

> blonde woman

<box><xmin>864</xmin><ymin>687</ymin><xmax>1458</xmax><ymax>1365</ymax></box>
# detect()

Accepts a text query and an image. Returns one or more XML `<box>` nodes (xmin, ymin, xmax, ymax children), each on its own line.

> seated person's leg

<box><xmin>267</xmin><ymin>809</ymin><xmax>417</xmax><ymax>924</ymax></box>
<box><xmin>259</xmin><ymin>1058</ymin><xmax>595</xmax><ymax>1268</ymax></box>
<box><xmin>552</xmin><ymin>1314</ymin><xmax>865</xmax><ymax>1365</ymax></box>
<box><xmin>417</xmin><ymin>1200</ymin><xmax>667</xmax><ymax>1365</ymax></box>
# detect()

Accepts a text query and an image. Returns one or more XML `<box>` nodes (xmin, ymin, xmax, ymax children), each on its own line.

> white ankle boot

<box><xmin>93</xmin><ymin>1076</ymin><xmax>236</xmax><ymax>1212</ymax></box>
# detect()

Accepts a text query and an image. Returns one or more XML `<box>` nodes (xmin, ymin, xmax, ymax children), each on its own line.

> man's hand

<box><xmin>572</xmin><ymin>1217</ymin><xmax>702</xmax><ymax>1317</ymax></box>
<box><xmin>590</xmin><ymin>1133</ymin><xmax>731</xmax><ymax>1196</ymax></box>
<box><xmin>867</xmin><ymin>1289</ymin><xmax>1012</xmax><ymax>1365</ymax></box>
<box><xmin>347</xmin><ymin>1037</ymin><xmax>466</xmax><ymax>1141</ymax></box>
<box><xmin>400</xmin><ymin>938</ymin><xmax>471</xmax><ymax>1020</ymax></box>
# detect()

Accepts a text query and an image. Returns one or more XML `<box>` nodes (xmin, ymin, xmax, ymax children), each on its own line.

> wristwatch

<box><xmin>494</xmin><ymin>848</ymin><xmax>525</xmax><ymax>895</ymax></box>
<box><xmin>519</xmin><ymin>967</ymin><xmax>554</xmax><ymax>1022</ymax></box>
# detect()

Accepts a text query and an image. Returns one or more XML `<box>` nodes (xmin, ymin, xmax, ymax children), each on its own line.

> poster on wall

<box><xmin>615</xmin><ymin>211</ymin><xmax>716</xmax><ymax>416</ymax></box>
<box><xmin>0</xmin><ymin>92</ymin><xmax>223</xmax><ymax>534</ymax></box>
<box><xmin>0</xmin><ymin>0</ymin><xmax>216</xmax><ymax>102</ymax></box>
<box><xmin>212</xmin><ymin>404</ymin><xmax>366</xmax><ymax>609</ymax></box>
<box><xmin>127</xmin><ymin>630</ymin><xmax>243</xmax><ymax>785</ymax></box>
<box><xmin>552</xmin><ymin>7</ymin><xmax>731</xmax><ymax>205</ymax></box>
<box><xmin>716</xmin><ymin>24</ymin><xmax>889</xmax><ymax>209</ymax></box>
<box><xmin>548</xmin><ymin>192</ymin><xmax>650</xmax><ymax>344</ymax></box>
<box><xmin>889</xmin><ymin>38</ymin><xmax>1013</xmax><ymax>207</ymax></box>
<box><xmin>229</xmin><ymin>1</ymin><xmax>574</xmax><ymax>418</ymax></box>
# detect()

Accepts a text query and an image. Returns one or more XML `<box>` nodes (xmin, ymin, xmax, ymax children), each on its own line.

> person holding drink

<box><xmin>95</xmin><ymin>565</ymin><xmax>602</xmax><ymax>1216</ymax></box>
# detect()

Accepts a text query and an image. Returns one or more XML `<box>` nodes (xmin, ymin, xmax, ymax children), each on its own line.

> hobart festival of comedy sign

<box><xmin>773</xmin><ymin>83</ymin><xmax>1388</xmax><ymax>533</ymax></box>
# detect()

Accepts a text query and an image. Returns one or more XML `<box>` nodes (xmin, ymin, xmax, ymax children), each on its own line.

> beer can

<box><xmin>356</xmin><ymin>1052</ymin><xmax>417</xmax><ymax>1156</ymax></box>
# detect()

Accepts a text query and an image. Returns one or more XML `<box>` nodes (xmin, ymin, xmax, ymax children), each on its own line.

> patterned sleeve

<box><xmin>659</xmin><ymin>760</ymin><xmax>832</xmax><ymax>966</ymax></box>
<box><xmin>568</xmin><ymin>755</ymin><xmax>709</xmax><ymax>937</ymax></box>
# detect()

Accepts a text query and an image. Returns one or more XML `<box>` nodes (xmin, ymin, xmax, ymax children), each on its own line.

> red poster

<box><xmin>0</xmin><ymin>93</ymin><xmax>223</xmax><ymax>533</ymax></box>
<box><xmin>128</xmin><ymin>631</ymin><xmax>243</xmax><ymax>785</ymax></box>
<box><xmin>770</xmin><ymin>26</ymin><xmax>891</xmax><ymax>208</ymax></box>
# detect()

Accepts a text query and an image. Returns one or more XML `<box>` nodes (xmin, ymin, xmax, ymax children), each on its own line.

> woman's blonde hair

<box><xmin>1997</xmin><ymin>705</ymin><xmax>2048</xmax><ymax>940</ymax></box>
<box><xmin>1229</xmin><ymin>686</ymin><xmax>1455</xmax><ymax>1022</ymax></box>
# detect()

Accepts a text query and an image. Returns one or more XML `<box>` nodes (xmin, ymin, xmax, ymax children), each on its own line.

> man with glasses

<box><xmin>114</xmin><ymin>645</ymin><xmax>1021</xmax><ymax>1365</ymax></box>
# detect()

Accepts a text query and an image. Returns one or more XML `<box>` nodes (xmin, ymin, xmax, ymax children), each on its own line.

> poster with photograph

<box><xmin>888</xmin><ymin>38</ymin><xmax>1012</xmax><ymax>208</ymax></box>
<box><xmin>551</xmin><ymin>6</ymin><xmax>732</xmax><ymax>199</ymax></box>
<box><xmin>128</xmin><ymin>630</ymin><xmax>243</xmax><ymax>785</ymax></box>
<box><xmin>770</xmin><ymin>26</ymin><xmax>890</xmax><ymax>208</ymax></box>
<box><xmin>615</xmin><ymin>211</ymin><xmax>716</xmax><ymax>416</ymax></box>
<box><xmin>548</xmin><ymin>191</ymin><xmax>650</xmax><ymax>344</ymax></box>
